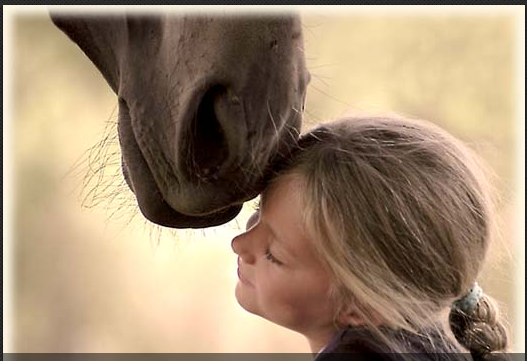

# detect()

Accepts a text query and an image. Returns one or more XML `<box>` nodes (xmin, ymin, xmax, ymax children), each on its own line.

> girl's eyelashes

<box><xmin>265</xmin><ymin>246</ymin><xmax>283</xmax><ymax>266</ymax></box>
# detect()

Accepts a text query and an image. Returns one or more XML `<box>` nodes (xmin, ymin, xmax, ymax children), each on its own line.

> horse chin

<box><xmin>138</xmin><ymin>197</ymin><xmax>244</xmax><ymax>229</ymax></box>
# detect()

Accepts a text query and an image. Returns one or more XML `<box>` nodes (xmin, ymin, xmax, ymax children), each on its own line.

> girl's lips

<box><xmin>237</xmin><ymin>268</ymin><xmax>254</xmax><ymax>287</ymax></box>
<box><xmin>237</xmin><ymin>258</ymin><xmax>254</xmax><ymax>287</ymax></box>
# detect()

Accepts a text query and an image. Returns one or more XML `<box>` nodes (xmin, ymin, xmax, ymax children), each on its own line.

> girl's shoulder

<box><xmin>315</xmin><ymin>326</ymin><xmax>468</xmax><ymax>361</ymax></box>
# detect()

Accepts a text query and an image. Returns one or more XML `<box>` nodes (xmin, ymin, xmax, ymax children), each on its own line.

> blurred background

<box><xmin>5</xmin><ymin>6</ymin><xmax>524</xmax><ymax>353</ymax></box>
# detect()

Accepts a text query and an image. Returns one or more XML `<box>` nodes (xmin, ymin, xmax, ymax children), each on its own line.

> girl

<box><xmin>231</xmin><ymin>116</ymin><xmax>510</xmax><ymax>361</ymax></box>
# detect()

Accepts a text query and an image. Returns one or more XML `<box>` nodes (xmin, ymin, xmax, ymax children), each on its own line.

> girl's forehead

<box><xmin>261</xmin><ymin>173</ymin><xmax>306</xmax><ymax>205</ymax></box>
<box><xmin>261</xmin><ymin>174</ymin><xmax>328</xmax><ymax>270</ymax></box>
<box><xmin>260</xmin><ymin>175</ymin><xmax>309</xmax><ymax>238</ymax></box>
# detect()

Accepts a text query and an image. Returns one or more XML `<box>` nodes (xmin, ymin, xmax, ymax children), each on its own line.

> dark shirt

<box><xmin>315</xmin><ymin>326</ymin><xmax>468</xmax><ymax>361</ymax></box>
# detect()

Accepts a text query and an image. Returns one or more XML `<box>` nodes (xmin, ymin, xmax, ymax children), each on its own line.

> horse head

<box><xmin>51</xmin><ymin>12</ymin><xmax>309</xmax><ymax>228</ymax></box>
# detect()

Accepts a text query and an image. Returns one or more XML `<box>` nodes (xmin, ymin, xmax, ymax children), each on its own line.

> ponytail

<box><xmin>449</xmin><ymin>284</ymin><xmax>510</xmax><ymax>361</ymax></box>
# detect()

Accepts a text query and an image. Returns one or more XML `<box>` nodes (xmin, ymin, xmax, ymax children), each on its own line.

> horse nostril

<box><xmin>190</xmin><ymin>84</ymin><xmax>247</xmax><ymax>184</ymax></box>
<box><xmin>192</xmin><ymin>85</ymin><xmax>229</xmax><ymax>181</ymax></box>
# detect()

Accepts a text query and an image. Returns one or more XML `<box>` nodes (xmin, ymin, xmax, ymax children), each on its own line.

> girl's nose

<box><xmin>231</xmin><ymin>232</ymin><xmax>257</xmax><ymax>265</ymax></box>
<box><xmin>231</xmin><ymin>210</ymin><xmax>261</xmax><ymax>264</ymax></box>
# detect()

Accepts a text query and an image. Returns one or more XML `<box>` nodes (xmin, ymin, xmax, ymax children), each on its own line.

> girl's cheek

<box><xmin>262</xmin><ymin>265</ymin><xmax>287</xmax><ymax>292</ymax></box>
<box><xmin>257</xmin><ymin>264</ymin><xmax>273</xmax><ymax>289</ymax></box>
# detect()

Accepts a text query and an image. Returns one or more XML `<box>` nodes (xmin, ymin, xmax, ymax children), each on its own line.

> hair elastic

<box><xmin>452</xmin><ymin>282</ymin><xmax>483</xmax><ymax>313</ymax></box>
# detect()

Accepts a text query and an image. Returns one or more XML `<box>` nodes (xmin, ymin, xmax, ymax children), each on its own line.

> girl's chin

<box><xmin>234</xmin><ymin>283</ymin><xmax>259</xmax><ymax>315</ymax></box>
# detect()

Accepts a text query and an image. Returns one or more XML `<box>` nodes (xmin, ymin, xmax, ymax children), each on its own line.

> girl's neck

<box><xmin>305</xmin><ymin>327</ymin><xmax>339</xmax><ymax>355</ymax></box>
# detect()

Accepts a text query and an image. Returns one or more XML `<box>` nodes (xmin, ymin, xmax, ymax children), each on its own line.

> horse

<box><xmin>50</xmin><ymin>11</ymin><xmax>310</xmax><ymax>228</ymax></box>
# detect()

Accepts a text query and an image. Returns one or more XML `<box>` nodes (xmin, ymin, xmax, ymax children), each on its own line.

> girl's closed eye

<box><xmin>265</xmin><ymin>246</ymin><xmax>283</xmax><ymax>266</ymax></box>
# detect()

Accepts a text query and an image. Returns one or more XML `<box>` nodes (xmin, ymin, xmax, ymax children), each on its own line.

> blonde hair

<box><xmin>271</xmin><ymin>116</ymin><xmax>509</xmax><ymax>359</ymax></box>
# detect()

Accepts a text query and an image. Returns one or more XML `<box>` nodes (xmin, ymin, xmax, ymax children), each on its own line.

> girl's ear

<box><xmin>337</xmin><ymin>305</ymin><xmax>384</xmax><ymax>327</ymax></box>
<box><xmin>337</xmin><ymin>306</ymin><xmax>366</xmax><ymax>326</ymax></box>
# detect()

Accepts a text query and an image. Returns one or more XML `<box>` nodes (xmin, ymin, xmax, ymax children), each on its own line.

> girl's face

<box><xmin>231</xmin><ymin>174</ymin><xmax>338</xmax><ymax>337</ymax></box>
